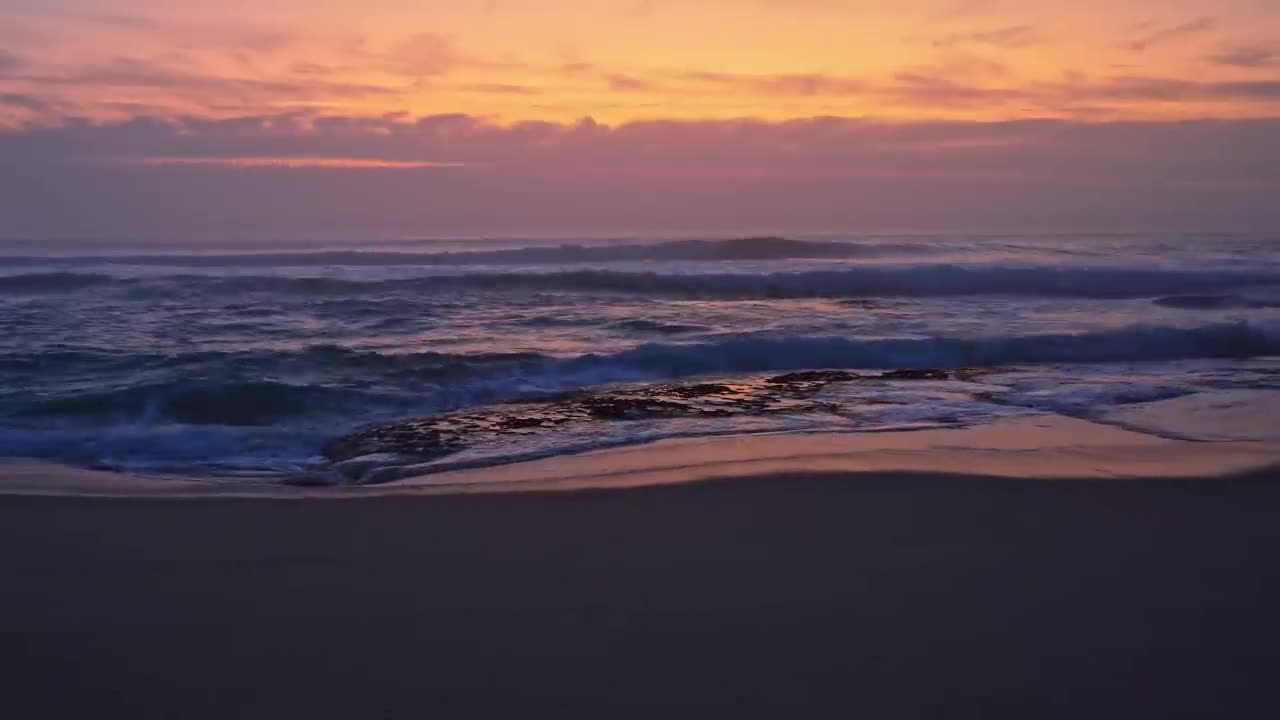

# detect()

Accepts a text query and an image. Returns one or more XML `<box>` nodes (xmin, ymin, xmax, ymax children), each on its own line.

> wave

<box><xmin>0</xmin><ymin>272</ymin><xmax>117</xmax><ymax>294</ymax></box>
<box><xmin>573</xmin><ymin>321</ymin><xmax>1280</xmax><ymax>377</ymax></box>
<box><xmin>4</xmin><ymin>321</ymin><xmax>1276</xmax><ymax>426</ymax></box>
<box><xmin>2</xmin><ymin>321</ymin><xmax>1274</xmax><ymax>475</ymax></box>
<box><xmin>15</xmin><ymin>379</ymin><xmax>409</xmax><ymax>426</ymax></box>
<box><xmin>5</xmin><ymin>264</ymin><xmax>1280</xmax><ymax>299</ymax></box>
<box><xmin>1154</xmin><ymin>294</ymin><xmax>1280</xmax><ymax>310</ymax></box>
<box><xmin>0</xmin><ymin>237</ymin><xmax>928</xmax><ymax>268</ymax></box>
<box><xmin>0</xmin><ymin>345</ymin><xmax>549</xmax><ymax>380</ymax></box>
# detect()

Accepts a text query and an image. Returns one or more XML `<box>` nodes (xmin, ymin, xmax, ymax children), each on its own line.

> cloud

<box><xmin>84</xmin><ymin>14</ymin><xmax>161</xmax><ymax>31</ymax></box>
<box><xmin>77</xmin><ymin>13</ymin><xmax>299</xmax><ymax>56</ymax></box>
<box><xmin>10</xmin><ymin>56</ymin><xmax>400</xmax><ymax>111</ymax></box>
<box><xmin>882</xmin><ymin>71</ymin><xmax>1280</xmax><ymax>112</ymax></box>
<box><xmin>0</xmin><ymin>92</ymin><xmax>50</xmax><ymax>112</ymax></box>
<box><xmin>3</xmin><ymin>17</ymin><xmax>1279</xmax><ymax>129</ymax></box>
<box><xmin>933</xmin><ymin>25</ymin><xmax>1041</xmax><ymax>49</ymax></box>
<box><xmin>756</xmin><ymin>74</ymin><xmax>868</xmax><ymax>96</ymax></box>
<box><xmin>1130</xmin><ymin>17</ymin><xmax>1216</xmax><ymax>52</ymax></box>
<box><xmin>459</xmin><ymin>83</ymin><xmax>540</xmax><ymax>95</ymax></box>
<box><xmin>388</xmin><ymin>34</ymin><xmax>461</xmax><ymax>76</ymax></box>
<box><xmin>1211</xmin><ymin>44</ymin><xmax>1280</xmax><ymax>69</ymax></box>
<box><xmin>890</xmin><ymin>73</ymin><xmax>1022</xmax><ymax>107</ymax></box>
<box><xmin>666</xmin><ymin>70</ymin><xmax>868</xmax><ymax>97</ymax></box>
<box><xmin>653</xmin><ymin>66</ymin><xmax>1280</xmax><ymax>111</ymax></box>
<box><xmin>1</xmin><ymin>114</ymin><xmax>1276</xmax><ymax>236</ymax></box>
<box><xmin>938</xmin><ymin>0</ymin><xmax>1003</xmax><ymax>18</ymax></box>
<box><xmin>5</xmin><ymin>113</ymin><xmax>1275</xmax><ymax>177</ymax></box>
<box><xmin>118</xmin><ymin>156</ymin><xmax>464</xmax><ymax>169</ymax></box>
<box><xmin>1090</xmin><ymin>77</ymin><xmax>1280</xmax><ymax>102</ymax></box>
<box><xmin>607</xmin><ymin>74</ymin><xmax>655</xmax><ymax>92</ymax></box>
<box><xmin>0</xmin><ymin>50</ymin><xmax>24</xmax><ymax>73</ymax></box>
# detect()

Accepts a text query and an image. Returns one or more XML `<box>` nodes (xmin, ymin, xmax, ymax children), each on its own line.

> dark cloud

<box><xmin>1130</xmin><ymin>17</ymin><xmax>1216</xmax><ymax>52</ymax></box>
<box><xmin>1091</xmin><ymin>77</ymin><xmax>1280</xmax><ymax>102</ymax></box>
<box><xmin>0</xmin><ymin>50</ymin><xmax>24</xmax><ymax>73</ymax></box>
<box><xmin>1</xmin><ymin>115</ymin><xmax>1275</xmax><ymax>238</ymax></box>
<box><xmin>1211</xmin><ymin>44</ymin><xmax>1280</xmax><ymax>69</ymax></box>
<box><xmin>882</xmin><ymin>72</ymin><xmax>1280</xmax><ymax>111</ymax></box>
<box><xmin>0</xmin><ymin>92</ymin><xmax>49</xmax><ymax>112</ymax></box>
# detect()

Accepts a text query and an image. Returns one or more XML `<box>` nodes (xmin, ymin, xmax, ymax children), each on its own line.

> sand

<box><xmin>2</xmin><ymin>416</ymin><xmax>1277</xmax><ymax>496</ymax></box>
<box><xmin>3</xmin><ymin>418</ymin><xmax>1280</xmax><ymax>718</ymax></box>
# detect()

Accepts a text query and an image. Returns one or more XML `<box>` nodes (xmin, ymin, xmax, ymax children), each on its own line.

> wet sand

<box><xmin>5</xmin><ymin>466</ymin><xmax>1280</xmax><ymax>719</ymax></box>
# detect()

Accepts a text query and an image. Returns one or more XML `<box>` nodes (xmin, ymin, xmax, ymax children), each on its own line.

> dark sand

<box><xmin>4</xmin><ymin>471</ymin><xmax>1280</xmax><ymax>719</ymax></box>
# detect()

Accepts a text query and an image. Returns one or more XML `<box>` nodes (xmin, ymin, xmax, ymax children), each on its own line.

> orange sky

<box><xmin>2</xmin><ymin>1</ymin><xmax>1277</xmax><ymax>237</ymax></box>
<box><xmin>2</xmin><ymin>0</ymin><xmax>1278</xmax><ymax>126</ymax></box>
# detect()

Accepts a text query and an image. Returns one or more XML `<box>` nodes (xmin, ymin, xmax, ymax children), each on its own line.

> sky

<box><xmin>1</xmin><ymin>0</ymin><xmax>1278</xmax><ymax>237</ymax></box>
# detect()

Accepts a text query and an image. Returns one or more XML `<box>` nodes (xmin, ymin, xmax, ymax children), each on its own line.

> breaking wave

<box><xmin>569</xmin><ymin>321</ymin><xmax>1280</xmax><ymax>377</ymax></box>
<box><xmin>5</xmin><ymin>321</ymin><xmax>1276</xmax><ymax>425</ymax></box>
<box><xmin>0</xmin><ymin>237</ymin><xmax>927</xmax><ymax>268</ymax></box>
<box><xmin>16</xmin><ymin>380</ymin><xmax>406</xmax><ymax>426</ymax></box>
<box><xmin>1</xmin><ymin>320</ymin><xmax>1275</xmax><ymax>473</ymax></box>
<box><xmin>0</xmin><ymin>272</ymin><xmax>118</xmax><ymax>293</ymax></box>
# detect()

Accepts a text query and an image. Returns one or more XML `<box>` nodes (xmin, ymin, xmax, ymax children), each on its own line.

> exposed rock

<box><xmin>765</xmin><ymin>368</ymin><xmax>982</xmax><ymax>384</ymax></box>
<box><xmin>324</xmin><ymin>426</ymin><xmax>467</xmax><ymax>464</ymax></box>
<box><xmin>667</xmin><ymin>383</ymin><xmax>737</xmax><ymax>398</ymax></box>
<box><xmin>582</xmin><ymin>396</ymin><xmax>709</xmax><ymax>420</ymax></box>
<box><xmin>323</xmin><ymin>368</ymin><xmax>989</xmax><ymax>464</ymax></box>
<box><xmin>878</xmin><ymin>369</ymin><xmax>952</xmax><ymax>381</ymax></box>
<box><xmin>766</xmin><ymin>370</ymin><xmax>862</xmax><ymax>384</ymax></box>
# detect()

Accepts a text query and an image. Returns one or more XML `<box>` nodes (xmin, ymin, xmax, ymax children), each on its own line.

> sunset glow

<box><xmin>3</xmin><ymin>0</ymin><xmax>1277</xmax><ymax>126</ymax></box>
<box><xmin>3</xmin><ymin>9</ymin><xmax>1280</xmax><ymax>709</ymax></box>
<box><xmin>127</xmin><ymin>156</ymin><xmax>466</xmax><ymax>169</ymax></box>
<box><xmin>1</xmin><ymin>0</ymin><xmax>1277</xmax><ymax>235</ymax></box>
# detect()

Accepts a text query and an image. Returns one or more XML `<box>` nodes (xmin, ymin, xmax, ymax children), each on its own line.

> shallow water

<box><xmin>1</xmin><ymin>232</ymin><xmax>1277</xmax><ymax>482</ymax></box>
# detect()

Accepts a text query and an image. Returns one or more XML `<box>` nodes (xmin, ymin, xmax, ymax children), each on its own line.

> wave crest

<box><xmin>4</xmin><ymin>265</ymin><xmax>1279</xmax><ymax>300</ymax></box>
<box><xmin>5</xmin><ymin>321</ymin><xmax>1276</xmax><ymax>426</ymax></box>
<box><xmin>18</xmin><ymin>380</ymin><xmax>394</xmax><ymax>426</ymax></box>
<box><xmin>0</xmin><ymin>272</ymin><xmax>116</xmax><ymax>294</ymax></box>
<box><xmin>0</xmin><ymin>237</ymin><xmax>922</xmax><ymax>269</ymax></box>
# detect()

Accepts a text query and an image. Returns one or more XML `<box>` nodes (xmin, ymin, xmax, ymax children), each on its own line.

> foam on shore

<box><xmin>1</xmin><ymin>415</ymin><xmax>1275</xmax><ymax>499</ymax></box>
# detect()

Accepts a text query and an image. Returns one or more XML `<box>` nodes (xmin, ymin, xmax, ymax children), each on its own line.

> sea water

<box><xmin>1</xmin><ymin>232</ymin><xmax>1277</xmax><ymax>482</ymax></box>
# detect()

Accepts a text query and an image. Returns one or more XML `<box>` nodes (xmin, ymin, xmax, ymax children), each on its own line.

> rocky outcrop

<box><xmin>323</xmin><ymin>368</ymin><xmax>982</xmax><ymax>465</ymax></box>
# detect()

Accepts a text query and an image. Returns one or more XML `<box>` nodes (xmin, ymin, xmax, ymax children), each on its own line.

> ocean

<box><xmin>2</xmin><ymin>232</ymin><xmax>1278</xmax><ymax>485</ymax></box>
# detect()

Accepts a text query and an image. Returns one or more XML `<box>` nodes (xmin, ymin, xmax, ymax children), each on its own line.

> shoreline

<box><xmin>6</xmin><ymin>414</ymin><xmax>1280</xmax><ymax>717</ymax></box>
<box><xmin>2</xmin><ymin>415</ymin><xmax>1276</xmax><ymax>499</ymax></box>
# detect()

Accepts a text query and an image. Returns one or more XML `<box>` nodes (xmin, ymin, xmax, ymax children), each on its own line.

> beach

<box><xmin>4</xmin><ymin>0</ymin><xmax>1279</xmax><ymax>714</ymax></box>
<box><xmin>5</xmin><ymin>423</ymin><xmax>1280</xmax><ymax>719</ymax></box>
<box><xmin>3</xmin><ymin>231</ymin><xmax>1278</xmax><ymax>718</ymax></box>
